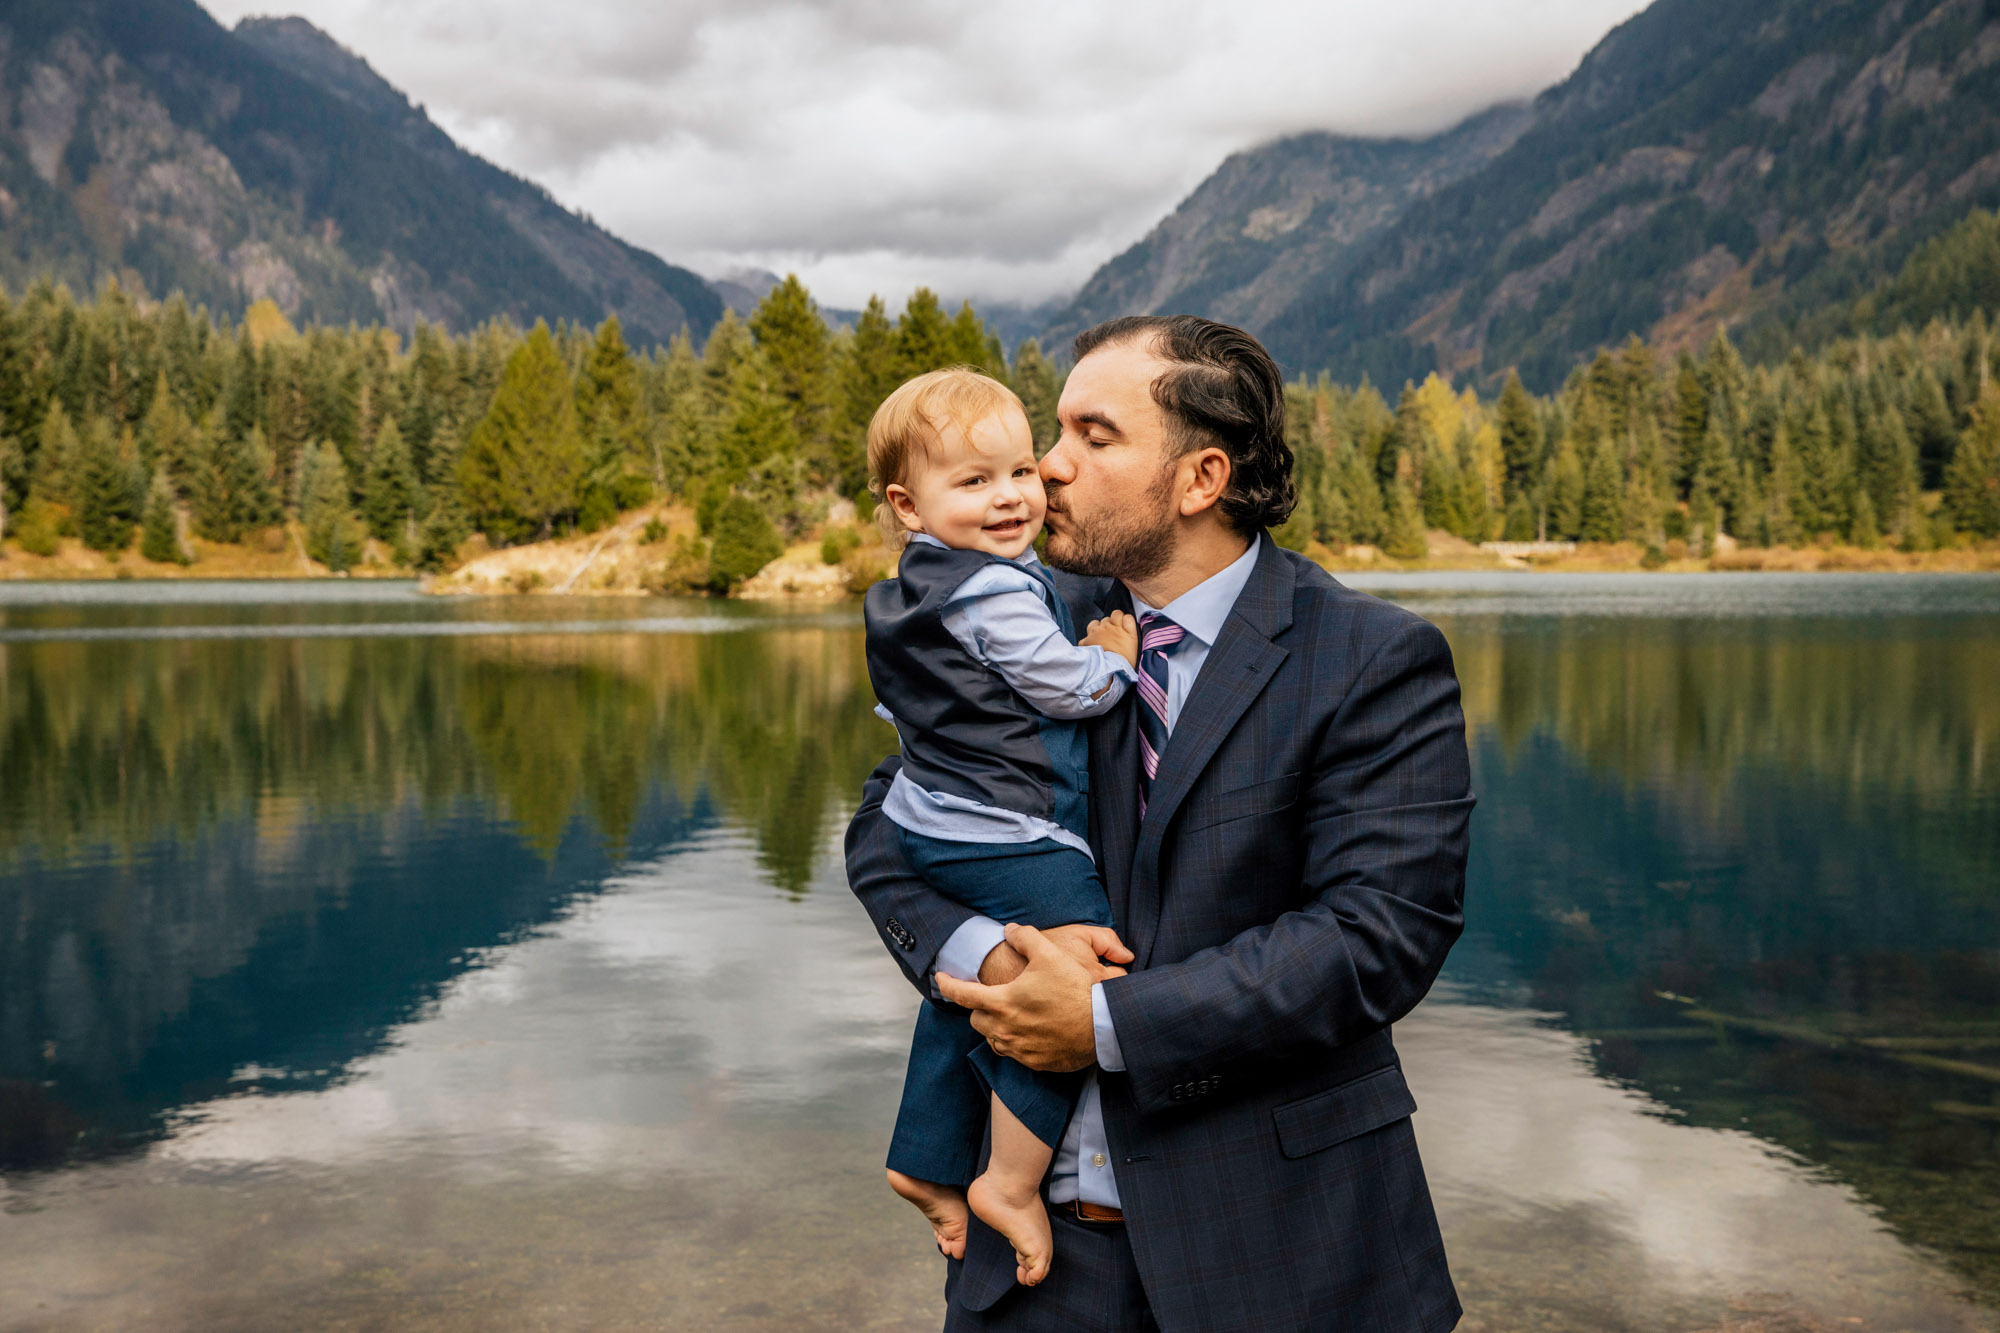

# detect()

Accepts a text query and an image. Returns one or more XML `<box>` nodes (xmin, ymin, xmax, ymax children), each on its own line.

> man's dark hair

<box><xmin>1072</xmin><ymin>315</ymin><xmax>1296</xmax><ymax>535</ymax></box>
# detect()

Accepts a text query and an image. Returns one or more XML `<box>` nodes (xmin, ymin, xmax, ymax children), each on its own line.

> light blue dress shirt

<box><xmin>934</xmin><ymin>538</ymin><xmax>1261</xmax><ymax>1208</ymax></box>
<box><xmin>877</xmin><ymin>534</ymin><xmax>1135</xmax><ymax>859</ymax></box>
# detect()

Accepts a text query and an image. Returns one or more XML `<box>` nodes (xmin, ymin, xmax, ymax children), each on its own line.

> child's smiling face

<box><xmin>885</xmin><ymin>405</ymin><xmax>1045</xmax><ymax>559</ymax></box>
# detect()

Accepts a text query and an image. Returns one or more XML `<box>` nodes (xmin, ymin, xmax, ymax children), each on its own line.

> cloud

<box><xmin>200</xmin><ymin>0</ymin><xmax>1648</xmax><ymax>307</ymax></box>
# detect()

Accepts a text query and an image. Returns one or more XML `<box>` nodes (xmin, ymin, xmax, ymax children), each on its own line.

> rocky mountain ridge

<box><xmin>0</xmin><ymin>0</ymin><xmax>720</xmax><ymax>345</ymax></box>
<box><xmin>1051</xmin><ymin>0</ymin><xmax>2000</xmax><ymax>389</ymax></box>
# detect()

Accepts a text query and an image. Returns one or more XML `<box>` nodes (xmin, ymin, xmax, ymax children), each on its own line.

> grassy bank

<box><xmin>6</xmin><ymin>515</ymin><xmax>1996</xmax><ymax>589</ymax></box>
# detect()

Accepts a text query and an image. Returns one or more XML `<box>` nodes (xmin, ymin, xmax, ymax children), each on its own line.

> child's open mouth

<box><xmin>985</xmin><ymin>519</ymin><xmax>1027</xmax><ymax>536</ymax></box>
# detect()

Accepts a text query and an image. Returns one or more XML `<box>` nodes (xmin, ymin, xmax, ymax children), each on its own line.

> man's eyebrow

<box><xmin>1069</xmin><ymin>410</ymin><xmax>1122</xmax><ymax>436</ymax></box>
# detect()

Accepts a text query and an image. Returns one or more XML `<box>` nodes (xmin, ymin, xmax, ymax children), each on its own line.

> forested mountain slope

<box><xmin>1041</xmin><ymin>104</ymin><xmax>1533</xmax><ymax>352</ymax></box>
<box><xmin>1264</xmin><ymin>0</ymin><xmax>2000</xmax><ymax>389</ymax></box>
<box><xmin>1050</xmin><ymin>0</ymin><xmax>2000</xmax><ymax>392</ymax></box>
<box><xmin>0</xmin><ymin>0</ymin><xmax>720</xmax><ymax>345</ymax></box>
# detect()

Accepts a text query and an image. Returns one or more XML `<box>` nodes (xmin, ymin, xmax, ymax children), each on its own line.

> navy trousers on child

<box><xmin>885</xmin><ymin>832</ymin><xmax>1115</xmax><ymax>1187</ymax></box>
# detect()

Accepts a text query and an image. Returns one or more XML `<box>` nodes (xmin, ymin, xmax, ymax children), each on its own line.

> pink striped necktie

<box><xmin>1136</xmin><ymin>612</ymin><xmax>1185</xmax><ymax>819</ymax></box>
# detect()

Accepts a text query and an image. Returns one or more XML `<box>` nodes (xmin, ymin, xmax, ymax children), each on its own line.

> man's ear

<box><xmin>884</xmin><ymin>483</ymin><xmax>925</xmax><ymax>533</ymax></box>
<box><xmin>1177</xmin><ymin>447</ymin><xmax>1232</xmax><ymax>518</ymax></box>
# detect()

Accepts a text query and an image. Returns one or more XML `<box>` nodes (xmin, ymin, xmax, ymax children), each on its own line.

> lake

<box><xmin>1</xmin><ymin>572</ymin><xmax>1996</xmax><ymax>1332</ymax></box>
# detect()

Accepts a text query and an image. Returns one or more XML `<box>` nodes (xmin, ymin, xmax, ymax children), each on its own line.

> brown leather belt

<box><xmin>1063</xmin><ymin>1199</ymin><xmax>1124</xmax><ymax>1224</ymax></box>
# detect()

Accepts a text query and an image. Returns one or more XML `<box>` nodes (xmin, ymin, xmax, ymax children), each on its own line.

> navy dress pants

<box><xmin>885</xmin><ymin>833</ymin><xmax>1114</xmax><ymax>1185</ymax></box>
<box><xmin>943</xmin><ymin>1213</ymin><xmax>1157</xmax><ymax>1332</ymax></box>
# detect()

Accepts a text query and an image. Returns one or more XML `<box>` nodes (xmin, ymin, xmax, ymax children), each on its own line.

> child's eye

<box><xmin>1013</xmin><ymin>467</ymin><xmax>1034</xmax><ymax>478</ymax></box>
<box><xmin>958</xmin><ymin>476</ymin><xmax>984</xmax><ymax>487</ymax></box>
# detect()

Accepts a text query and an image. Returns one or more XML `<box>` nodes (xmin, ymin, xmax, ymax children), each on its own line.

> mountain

<box><xmin>0</xmin><ymin>0</ymin><xmax>721</xmax><ymax>345</ymax></box>
<box><xmin>1042</xmin><ymin>104</ymin><xmax>1535</xmax><ymax>353</ymax></box>
<box><xmin>1057</xmin><ymin>0</ymin><xmax>2000</xmax><ymax>391</ymax></box>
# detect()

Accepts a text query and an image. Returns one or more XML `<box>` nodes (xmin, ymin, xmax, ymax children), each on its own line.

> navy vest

<box><xmin>864</xmin><ymin>542</ymin><xmax>1091</xmax><ymax>840</ymax></box>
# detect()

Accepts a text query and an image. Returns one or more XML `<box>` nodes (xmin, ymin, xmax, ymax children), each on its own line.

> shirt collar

<box><xmin>1129</xmin><ymin>537</ymin><xmax>1260</xmax><ymax>649</ymax></box>
<box><xmin>908</xmin><ymin>531</ymin><xmax>1042</xmax><ymax>568</ymax></box>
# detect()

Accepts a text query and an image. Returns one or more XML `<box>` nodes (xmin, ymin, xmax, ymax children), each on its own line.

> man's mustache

<box><xmin>1042</xmin><ymin>481</ymin><xmax>1069</xmax><ymax>514</ymax></box>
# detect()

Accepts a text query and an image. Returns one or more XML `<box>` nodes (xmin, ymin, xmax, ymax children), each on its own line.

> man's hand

<box><xmin>977</xmin><ymin>923</ymin><xmax>1133</xmax><ymax>985</ymax></box>
<box><xmin>938</xmin><ymin>924</ymin><xmax>1105</xmax><ymax>1073</ymax></box>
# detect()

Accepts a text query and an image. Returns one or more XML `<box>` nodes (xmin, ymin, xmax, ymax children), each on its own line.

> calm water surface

<box><xmin>1</xmin><ymin>574</ymin><xmax>1996</xmax><ymax>1332</ymax></box>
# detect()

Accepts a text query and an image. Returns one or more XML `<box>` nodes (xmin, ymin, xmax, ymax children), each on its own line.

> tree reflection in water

<box><xmin>0</xmin><ymin>620</ymin><xmax>890</xmax><ymax>1167</ymax></box>
<box><xmin>1</xmin><ymin>587</ymin><xmax>1995</xmax><ymax>1314</ymax></box>
<box><xmin>1436</xmin><ymin>611</ymin><xmax>2000</xmax><ymax>1304</ymax></box>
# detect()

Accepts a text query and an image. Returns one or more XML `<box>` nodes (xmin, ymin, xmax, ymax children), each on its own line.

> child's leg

<box><xmin>896</xmin><ymin>836</ymin><xmax>1113</xmax><ymax>1284</ymax></box>
<box><xmin>967</xmin><ymin>1092</ymin><xmax>1059</xmax><ymax>1286</ymax></box>
<box><xmin>900</xmin><ymin>833</ymin><xmax>1115</xmax><ymax>934</ymax></box>
<box><xmin>884</xmin><ymin>1003</ymin><xmax>983</xmax><ymax>1257</ymax></box>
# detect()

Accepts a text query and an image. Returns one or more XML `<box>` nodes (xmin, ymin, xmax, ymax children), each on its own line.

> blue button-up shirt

<box><xmin>934</xmin><ymin>538</ymin><xmax>1261</xmax><ymax>1207</ymax></box>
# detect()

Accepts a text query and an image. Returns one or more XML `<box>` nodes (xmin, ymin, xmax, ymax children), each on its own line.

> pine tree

<box><xmin>139</xmin><ymin>469</ymin><xmax>189</xmax><ymax>564</ymax></box>
<box><xmin>718</xmin><ymin>348</ymin><xmax>800</xmax><ymax>484</ymax></box>
<box><xmin>1547</xmin><ymin>436</ymin><xmax>1586</xmax><ymax>540</ymax></box>
<box><xmin>32</xmin><ymin>400</ymin><xmax>79</xmax><ymax>509</ymax></box>
<box><xmin>458</xmin><ymin>322</ymin><xmax>585</xmax><ymax>542</ymax></box>
<box><xmin>139</xmin><ymin>371</ymin><xmax>201</xmax><ymax>486</ymax></box>
<box><xmin>1331</xmin><ymin>441</ymin><xmax>1386</xmax><ymax>545</ymax></box>
<box><xmin>895</xmin><ymin>289</ymin><xmax>955</xmax><ymax>377</ymax></box>
<box><xmin>574</xmin><ymin>316</ymin><xmax>649</xmax><ymax>523</ymax></box>
<box><xmin>1792</xmin><ymin>394</ymin><xmax>1852</xmax><ymax>537</ymax></box>
<box><xmin>193</xmin><ymin>424</ymin><xmax>279</xmax><ymax>542</ymax></box>
<box><xmin>1906</xmin><ymin>366</ymin><xmax>1958</xmax><ymax>487</ymax></box>
<box><xmin>838</xmin><ymin>296</ymin><xmax>901</xmax><ymax>491</ymax></box>
<box><xmin>1497</xmin><ymin>370</ymin><xmax>1542</xmax><ymax>499</ymax></box>
<box><xmin>1849</xmin><ymin>489</ymin><xmax>1881</xmax><ymax>547</ymax></box>
<box><xmin>415</xmin><ymin>487</ymin><xmax>471</xmax><ymax>572</ymax></box>
<box><xmin>708</xmin><ymin>494</ymin><xmax>784</xmax><ymax>588</ymax></box>
<box><xmin>1579</xmin><ymin>434</ymin><xmax>1625</xmax><ymax>542</ymax></box>
<box><xmin>1011</xmin><ymin>339</ymin><xmax>1062</xmax><ymax>456</ymax></box>
<box><xmin>947</xmin><ymin>302</ymin><xmax>995</xmax><ymax>373</ymax></box>
<box><xmin>74</xmin><ymin>420</ymin><xmax>137</xmax><ymax>552</ymax></box>
<box><xmin>299</xmin><ymin>440</ymin><xmax>357</xmax><ymax>571</ymax></box>
<box><xmin>222</xmin><ymin>331</ymin><xmax>262</xmax><ymax>444</ymax></box>
<box><xmin>361</xmin><ymin>418</ymin><xmax>420</xmax><ymax>540</ymax></box>
<box><xmin>1942</xmin><ymin>387</ymin><xmax>2000</xmax><ymax>537</ymax></box>
<box><xmin>1670</xmin><ymin>355</ymin><xmax>1708</xmax><ymax>492</ymax></box>
<box><xmin>0</xmin><ymin>434</ymin><xmax>20</xmax><ymax>546</ymax></box>
<box><xmin>749</xmin><ymin>277</ymin><xmax>835</xmax><ymax>474</ymax></box>
<box><xmin>655</xmin><ymin>331</ymin><xmax>709</xmax><ymax>494</ymax></box>
<box><xmin>1382</xmin><ymin>477</ymin><xmax>1428</xmax><ymax>559</ymax></box>
<box><xmin>1764</xmin><ymin>423</ymin><xmax>1804</xmax><ymax>546</ymax></box>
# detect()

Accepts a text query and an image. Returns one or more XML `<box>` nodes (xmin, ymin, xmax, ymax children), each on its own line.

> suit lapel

<box><xmin>1126</xmin><ymin>537</ymin><xmax>1295</xmax><ymax>967</ymax></box>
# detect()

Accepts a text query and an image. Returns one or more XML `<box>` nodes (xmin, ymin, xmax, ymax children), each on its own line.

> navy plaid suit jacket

<box><xmin>847</xmin><ymin>536</ymin><xmax>1473</xmax><ymax>1332</ymax></box>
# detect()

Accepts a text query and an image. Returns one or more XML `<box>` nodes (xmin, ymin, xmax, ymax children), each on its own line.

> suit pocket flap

<box><xmin>1272</xmin><ymin>1065</ymin><xmax>1417</xmax><ymax>1160</ymax></box>
<box><xmin>1181</xmin><ymin>771</ymin><xmax>1300</xmax><ymax>832</ymax></box>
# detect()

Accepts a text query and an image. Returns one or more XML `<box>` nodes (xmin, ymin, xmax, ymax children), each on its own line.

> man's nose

<box><xmin>1040</xmin><ymin>438</ymin><xmax>1076</xmax><ymax>484</ymax></box>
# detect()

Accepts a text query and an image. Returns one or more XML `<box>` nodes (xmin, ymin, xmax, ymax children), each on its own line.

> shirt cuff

<box><xmin>1091</xmin><ymin>981</ymin><xmax>1125</xmax><ymax>1072</ymax></box>
<box><xmin>1075</xmin><ymin>650</ymin><xmax>1138</xmax><ymax>711</ymax></box>
<box><xmin>935</xmin><ymin>915</ymin><xmax>1007</xmax><ymax>996</ymax></box>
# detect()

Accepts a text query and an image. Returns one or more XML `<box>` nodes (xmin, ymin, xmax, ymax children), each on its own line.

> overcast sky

<box><xmin>201</xmin><ymin>0</ymin><xmax>1647</xmax><ymax>309</ymax></box>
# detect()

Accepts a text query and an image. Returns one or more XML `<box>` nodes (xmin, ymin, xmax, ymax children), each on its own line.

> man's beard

<box><xmin>1042</xmin><ymin>467</ymin><xmax>1177</xmax><ymax>582</ymax></box>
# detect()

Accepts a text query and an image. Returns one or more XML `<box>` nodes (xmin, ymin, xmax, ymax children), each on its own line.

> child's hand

<box><xmin>1082</xmin><ymin>610</ymin><xmax>1139</xmax><ymax>668</ymax></box>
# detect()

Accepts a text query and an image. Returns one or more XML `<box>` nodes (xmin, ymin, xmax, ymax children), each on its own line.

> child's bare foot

<box><xmin>887</xmin><ymin>1169</ymin><xmax>970</xmax><ymax>1259</ymax></box>
<box><xmin>967</xmin><ymin>1170</ymin><xmax>1054</xmax><ymax>1285</ymax></box>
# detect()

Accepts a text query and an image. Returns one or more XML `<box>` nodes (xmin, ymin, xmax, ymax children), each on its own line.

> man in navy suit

<box><xmin>847</xmin><ymin>315</ymin><xmax>1472</xmax><ymax>1332</ymax></box>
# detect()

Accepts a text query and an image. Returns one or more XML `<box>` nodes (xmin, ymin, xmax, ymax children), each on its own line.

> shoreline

<box><xmin>5</xmin><ymin>528</ymin><xmax>1997</xmax><ymax>592</ymax></box>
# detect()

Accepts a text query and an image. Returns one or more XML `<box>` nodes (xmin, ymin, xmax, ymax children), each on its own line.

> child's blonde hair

<box><xmin>866</xmin><ymin>367</ymin><xmax>1028</xmax><ymax>549</ymax></box>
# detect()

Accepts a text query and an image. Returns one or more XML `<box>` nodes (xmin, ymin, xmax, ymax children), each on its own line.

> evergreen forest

<box><xmin>3</xmin><ymin>210</ymin><xmax>1999</xmax><ymax>587</ymax></box>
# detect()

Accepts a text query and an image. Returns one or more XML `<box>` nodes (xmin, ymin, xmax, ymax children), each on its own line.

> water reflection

<box><xmin>1428</xmin><ymin>587</ymin><xmax>2000</xmax><ymax>1308</ymax></box>
<box><xmin>0</xmin><ymin>576</ymin><xmax>1996</xmax><ymax>1330</ymax></box>
<box><xmin>0</xmin><ymin>600</ymin><xmax>889</xmax><ymax>1170</ymax></box>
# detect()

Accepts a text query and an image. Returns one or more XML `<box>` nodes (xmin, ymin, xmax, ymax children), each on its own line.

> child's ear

<box><xmin>884</xmin><ymin>483</ymin><xmax>924</xmax><ymax>533</ymax></box>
